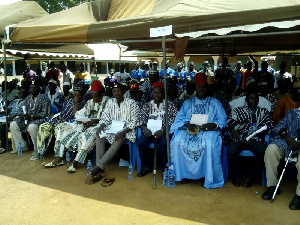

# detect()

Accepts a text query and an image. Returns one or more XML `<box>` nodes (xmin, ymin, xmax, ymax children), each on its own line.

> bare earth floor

<box><xmin>0</xmin><ymin>151</ymin><xmax>299</xmax><ymax>225</ymax></box>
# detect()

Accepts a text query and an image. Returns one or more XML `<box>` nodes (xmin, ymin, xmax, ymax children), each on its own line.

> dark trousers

<box><xmin>227</xmin><ymin>140</ymin><xmax>266</xmax><ymax>180</ymax></box>
<box><xmin>137</xmin><ymin>134</ymin><xmax>168</xmax><ymax>170</ymax></box>
<box><xmin>0</xmin><ymin>123</ymin><xmax>7</xmax><ymax>148</ymax></box>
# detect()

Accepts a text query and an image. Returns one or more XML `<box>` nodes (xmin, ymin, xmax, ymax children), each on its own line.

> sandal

<box><xmin>85</xmin><ymin>171</ymin><xmax>106</xmax><ymax>185</ymax></box>
<box><xmin>44</xmin><ymin>160</ymin><xmax>65</xmax><ymax>168</ymax></box>
<box><xmin>101</xmin><ymin>177</ymin><xmax>115</xmax><ymax>187</ymax></box>
<box><xmin>67</xmin><ymin>164</ymin><xmax>77</xmax><ymax>173</ymax></box>
<box><xmin>85</xmin><ymin>174</ymin><xmax>105</xmax><ymax>185</ymax></box>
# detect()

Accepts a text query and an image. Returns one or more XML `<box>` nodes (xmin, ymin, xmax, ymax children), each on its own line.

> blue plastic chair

<box><xmin>51</xmin><ymin>104</ymin><xmax>59</xmax><ymax>114</ymax></box>
<box><xmin>222</xmin><ymin>135</ymin><xmax>269</xmax><ymax>186</ymax></box>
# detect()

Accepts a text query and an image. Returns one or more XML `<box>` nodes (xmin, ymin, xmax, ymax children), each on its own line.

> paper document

<box><xmin>246</xmin><ymin>125</ymin><xmax>267</xmax><ymax>141</ymax></box>
<box><xmin>105</xmin><ymin>120</ymin><xmax>125</xmax><ymax>134</ymax></box>
<box><xmin>147</xmin><ymin>119</ymin><xmax>162</xmax><ymax>135</ymax></box>
<box><xmin>190</xmin><ymin>114</ymin><xmax>208</xmax><ymax>126</ymax></box>
<box><xmin>0</xmin><ymin>116</ymin><xmax>6</xmax><ymax>123</ymax></box>
<box><xmin>75</xmin><ymin>115</ymin><xmax>91</xmax><ymax>122</ymax></box>
<box><xmin>50</xmin><ymin>113</ymin><xmax>60</xmax><ymax>120</ymax></box>
<box><xmin>22</xmin><ymin>106</ymin><xmax>27</xmax><ymax>124</ymax></box>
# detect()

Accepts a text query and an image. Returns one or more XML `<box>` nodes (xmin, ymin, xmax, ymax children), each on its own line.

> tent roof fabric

<box><xmin>7</xmin><ymin>0</ymin><xmax>300</xmax><ymax>54</ymax></box>
<box><xmin>0</xmin><ymin>1</ymin><xmax>47</xmax><ymax>38</ymax></box>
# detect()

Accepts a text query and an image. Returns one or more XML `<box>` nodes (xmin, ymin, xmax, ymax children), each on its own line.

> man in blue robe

<box><xmin>170</xmin><ymin>73</ymin><xmax>227</xmax><ymax>189</ymax></box>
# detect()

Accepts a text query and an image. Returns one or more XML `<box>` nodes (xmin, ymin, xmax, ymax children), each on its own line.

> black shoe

<box><xmin>137</xmin><ymin>167</ymin><xmax>151</xmax><ymax>177</ymax></box>
<box><xmin>243</xmin><ymin>178</ymin><xmax>254</xmax><ymax>188</ymax></box>
<box><xmin>232</xmin><ymin>177</ymin><xmax>241</xmax><ymax>187</ymax></box>
<box><xmin>180</xmin><ymin>178</ymin><xmax>190</xmax><ymax>184</ymax></box>
<box><xmin>262</xmin><ymin>186</ymin><xmax>281</xmax><ymax>200</ymax></box>
<box><xmin>289</xmin><ymin>195</ymin><xmax>300</xmax><ymax>210</ymax></box>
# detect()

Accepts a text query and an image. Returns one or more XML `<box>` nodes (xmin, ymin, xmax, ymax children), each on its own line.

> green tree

<box><xmin>24</xmin><ymin>0</ymin><xmax>94</xmax><ymax>14</ymax></box>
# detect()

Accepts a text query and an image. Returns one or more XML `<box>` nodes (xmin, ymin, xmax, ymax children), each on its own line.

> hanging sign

<box><xmin>150</xmin><ymin>25</ymin><xmax>172</xmax><ymax>38</ymax></box>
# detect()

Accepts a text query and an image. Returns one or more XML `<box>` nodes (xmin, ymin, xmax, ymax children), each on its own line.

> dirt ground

<box><xmin>0</xmin><ymin>149</ymin><xmax>300</xmax><ymax>225</ymax></box>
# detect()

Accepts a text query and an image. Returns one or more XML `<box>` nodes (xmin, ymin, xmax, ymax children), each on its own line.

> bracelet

<box><xmin>31</xmin><ymin>115</ymin><xmax>33</xmax><ymax>120</ymax></box>
<box><xmin>214</xmin><ymin>123</ymin><xmax>219</xmax><ymax>129</ymax></box>
<box><xmin>160</xmin><ymin>129</ymin><xmax>164</xmax><ymax>133</ymax></box>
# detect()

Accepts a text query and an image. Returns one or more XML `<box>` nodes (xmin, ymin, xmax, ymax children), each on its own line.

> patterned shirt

<box><xmin>227</xmin><ymin>106</ymin><xmax>273</xmax><ymax>142</ymax></box>
<box><xmin>15</xmin><ymin>94</ymin><xmax>51</xmax><ymax>132</ymax></box>
<box><xmin>271</xmin><ymin>108</ymin><xmax>300</xmax><ymax>156</ymax></box>
<box><xmin>139</xmin><ymin>100</ymin><xmax>178</xmax><ymax>129</ymax></box>
<box><xmin>139</xmin><ymin>79</ymin><xmax>153</xmax><ymax>104</ymax></box>
<box><xmin>7</xmin><ymin>99</ymin><xmax>22</xmax><ymax>116</ymax></box>
<box><xmin>75</xmin><ymin>96</ymin><xmax>110</xmax><ymax>120</ymax></box>
<box><xmin>50</xmin><ymin>98</ymin><xmax>86</xmax><ymax>126</ymax></box>
<box><xmin>101</xmin><ymin>98</ymin><xmax>139</xmax><ymax>143</ymax></box>
<box><xmin>47</xmin><ymin>91</ymin><xmax>65</xmax><ymax>112</ymax></box>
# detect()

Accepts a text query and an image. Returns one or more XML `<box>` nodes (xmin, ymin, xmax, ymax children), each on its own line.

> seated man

<box><xmin>272</xmin><ymin>81</ymin><xmax>300</xmax><ymax>125</ymax></box>
<box><xmin>47</xmin><ymin>79</ymin><xmax>64</xmax><ymax>112</ymax></box>
<box><xmin>10</xmin><ymin>79</ymin><xmax>51</xmax><ymax>155</ymax></box>
<box><xmin>64</xmin><ymin>82</ymin><xmax>110</xmax><ymax>172</ymax></box>
<box><xmin>0</xmin><ymin>88</ymin><xmax>28</xmax><ymax>153</ymax></box>
<box><xmin>227</xmin><ymin>90</ymin><xmax>273</xmax><ymax>188</ymax></box>
<box><xmin>44</xmin><ymin>80</ymin><xmax>106</xmax><ymax>168</ymax></box>
<box><xmin>170</xmin><ymin>73</ymin><xmax>227</xmax><ymax>189</ymax></box>
<box><xmin>31</xmin><ymin>84</ymin><xmax>87</xmax><ymax>160</ymax></box>
<box><xmin>262</xmin><ymin>108</ymin><xmax>300</xmax><ymax>210</ymax></box>
<box><xmin>137</xmin><ymin>82</ymin><xmax>178</xmax><ymax>177</ymax></box>
<box><xmin>85</xmin><ymin>82</ymin><xmax>139</xmax><ymax>184</ymax></box>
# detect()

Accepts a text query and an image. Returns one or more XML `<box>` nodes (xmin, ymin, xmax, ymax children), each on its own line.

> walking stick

<box><xmin>153</xmin><ymin>140</ymin><xmax>158</xmax><ymax>189</ymax></box>
<box><xmin>270</xmin><ymin>150</ymin><xmax>299</xmax><ymax>203</ymax></box>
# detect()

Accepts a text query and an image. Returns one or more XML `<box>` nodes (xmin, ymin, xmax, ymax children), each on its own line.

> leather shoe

<box><xmin>137</xmin><ymin>167</ymin><xmax>151</xmax><ymax>177</ymax></box>
<box><xmin>289</xmin><ymin>195</ymin><xmax>300</xmax><ymax>210</ymax></box>
<box><xmin>232</xmin><ymin>177</ymin><xmax>241</xmax><ymax>187</ymax></box>
<box><xmin>243</xmin><ymin>178</ymin><xmax>254</xmax><ymax>188</ymax></box>
<box><xmin>262</xmin><ymin>186</ymin><xmax>281</xmax><ymax>200</ymax></box>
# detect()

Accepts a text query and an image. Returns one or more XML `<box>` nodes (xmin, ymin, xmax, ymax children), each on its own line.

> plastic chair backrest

<box><xmin>51</xmin><ymin>104</ymin><xmax>58</xmax><ymax>114</ymax></box>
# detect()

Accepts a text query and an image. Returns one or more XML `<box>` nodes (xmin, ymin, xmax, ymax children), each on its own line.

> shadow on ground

<box><xmin>0</xmin><ymin>151</ymin><xmax>299</xmax><ymax>224</ymax></box>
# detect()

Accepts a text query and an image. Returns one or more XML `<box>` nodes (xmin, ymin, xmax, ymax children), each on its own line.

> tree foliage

<box><xmin>24</xmin><ymin>0</ymin><xmax>94</xmax><ymax>14</ymax></box>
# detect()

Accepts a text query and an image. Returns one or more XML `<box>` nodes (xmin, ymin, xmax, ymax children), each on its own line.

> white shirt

<box><xmin>273</xmin><ymin>71</ymin><xmax>293</xmax><ymax>88</ymax></box>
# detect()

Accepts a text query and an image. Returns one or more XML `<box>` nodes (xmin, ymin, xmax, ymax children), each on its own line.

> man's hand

<box><xmin>232</xmin><ymin>130</ymin><xmax>240</xmax><ymax>142</ymax></box>
<box><xmin>23</xmin><ymin>114</ymin><xmax>31</xmax><ymax>121</ymax></box>
<box><xmin>201</xmin><ymin>123</ymin><xmax>218</xmax><ymax>131</ymax></box>
<box><xmin>285</xmin><ymin>136</ymin><xmax>300</xmax><ymax>150</ymax></box>
<box><xmin>186</xmin><ymin>123</ymin><xmax>196</xmax><ymax>132</ymax></box>
<box><xmin>143</xmin><ymin>127</ymin><xmax>152</xmax><ymax>138</ymax></box>
<box><xmin>115</xmin><ymin>130</ymin><xmax>125</xmax><ymax>141</ymax></box>
<box><xmin>153</xmin><ymin>129</ymin><xmax>164</xmax><ymax>139</ymax></box>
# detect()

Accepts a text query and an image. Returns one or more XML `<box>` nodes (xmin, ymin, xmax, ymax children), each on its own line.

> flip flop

<box><xmin>44</xmin><ymin>160</ymin><xmax>65</xmax><ymax>168</ymax></box>
<box><xmin>85</xmin><ymin>173</ymin><xmax>105</xmax><ymax>185</ymax></box>
<box><xmin>101</xmin><ymin>177</ymin><xmax>115</xmax><ymax>187</ymax></box>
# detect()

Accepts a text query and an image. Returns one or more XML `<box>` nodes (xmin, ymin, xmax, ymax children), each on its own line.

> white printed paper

<box><xmin>147</xmin><ymin>119</ymin><xmax>162</xmax><ymax>135</ymax></box>
<box><xmin>75</xmin><ymin>115</ymin><xmax>91</xmax><ymax>123</ymax></box>
<box><xmin>50</xmin><ymin>113</ymin><xmax>60</xmax><ymax>120</ymax></box>
<box><xmin>105</xmin><ymin>120</ymin><xmax>125</xmax><ymax>134</ymax></box>
<box><xmin>22</xmin><ymin>105</ymin><xmax>27</xmax><ymax>124</ymax></box>
<box><xmin>246</xmin><ymin>125</ymin><xmax>267</xmax><ymax>141</ymax></box>
<box><xmin>190</xmin><ymin>114</ymin><xmax>208</xmax><ymax>126</ymax></box>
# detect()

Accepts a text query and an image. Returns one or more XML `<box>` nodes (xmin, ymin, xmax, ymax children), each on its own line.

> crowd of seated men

<box><xmin>0</xmin><ymin>56</ymin><xmax>300</xmax><ymax>210</ymax></box>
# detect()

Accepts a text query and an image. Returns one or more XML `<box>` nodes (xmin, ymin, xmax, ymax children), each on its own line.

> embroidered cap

<box><xmin>112</xmin><ymin>82</ymin><xmax>126</xmax><ymax>90</ymax></box>
<box><xmin>130</xmin><ymin>83</ymin><xmax>139</xmax><ymax>90</ymax></box>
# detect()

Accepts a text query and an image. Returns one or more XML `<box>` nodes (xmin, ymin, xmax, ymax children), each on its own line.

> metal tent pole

<box><xmin>3</xmin><ymin>29</ymin><xmax>8</xmax><ymax>152</ymax></box>
<box><xmin>162</xmin><ymin>36</ymin><xmax>170</xmax><ymax>168</ymax></box>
